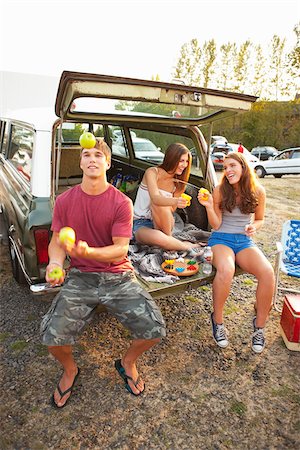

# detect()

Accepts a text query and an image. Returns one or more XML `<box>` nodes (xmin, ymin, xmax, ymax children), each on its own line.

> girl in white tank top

<box><xmin>133</xmin><ymin>143</ymin><xmax>201</xmax><ymax>252</ymax></box>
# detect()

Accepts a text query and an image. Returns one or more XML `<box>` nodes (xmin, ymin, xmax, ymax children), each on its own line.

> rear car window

<box><xmin>8</xmin><ymin>125</ymin><xmax>34</xmax><ymax>182</ymax></box>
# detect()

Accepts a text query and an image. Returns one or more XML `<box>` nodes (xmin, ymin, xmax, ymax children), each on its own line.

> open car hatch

<box><xmin>55</xmin><ymin>71</ymin><xmax>257</xmax><ymax>126</ymax></box>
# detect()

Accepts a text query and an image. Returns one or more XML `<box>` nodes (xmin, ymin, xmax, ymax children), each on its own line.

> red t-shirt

<box><xmin>51</xmin><ymin>184</ymin><xmax>134</xmax><ymax>273</ymax></box>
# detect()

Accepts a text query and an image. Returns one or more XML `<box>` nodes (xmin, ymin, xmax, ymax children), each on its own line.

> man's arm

<box><xmin>65</xmin><ymin>236</ymin><xmax>130</xmax><ymax>264</ymax></box>
<box><xmin>46</xmin><ymin>232</ymin><xmax>67</xmax><ymax>284</ymax></box>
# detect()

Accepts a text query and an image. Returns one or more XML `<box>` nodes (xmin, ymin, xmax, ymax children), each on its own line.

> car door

<box><xmin>265</xmin><ymin>149</ymin><xmax>299</xmax><ymax>175</ymax></box>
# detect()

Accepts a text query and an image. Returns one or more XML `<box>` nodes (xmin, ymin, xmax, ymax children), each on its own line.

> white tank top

<box><xmin>133</xmin><ymin>169</ymin><xmax>174</xmax><ymax>220</ymax></box>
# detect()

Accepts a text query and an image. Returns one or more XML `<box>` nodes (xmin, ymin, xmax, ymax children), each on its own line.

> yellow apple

<box><xmin>200</xmin><ymin>188</ymin><xmax>209</xmax><ymax>201</ymax></box>
<box><xmin>59</xmin><ymin>227</ymin><xmax>76</xmax><ymax>245</ymax></box>
<box><xmin>79</xmin><ymin>132</ymin><xmax>96</xmax><ymax>149</ymax></box>
<box><xmin>48</xmin><ymin>267</ymin><xmax>64</xmax><ymax>280</ymax></box>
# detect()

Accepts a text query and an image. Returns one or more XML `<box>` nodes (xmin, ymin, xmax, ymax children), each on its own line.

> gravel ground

<box><xmin>1</xmin><ymin>177</ymin><xmax>300</xmax><ymax>450</ymax></box>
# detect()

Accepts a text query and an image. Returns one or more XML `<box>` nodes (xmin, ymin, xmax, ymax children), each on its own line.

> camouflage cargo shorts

<box><xmin>41</xmin><ymin>268</ymin><xmax>166</xmax><ymax>346</ymax></box>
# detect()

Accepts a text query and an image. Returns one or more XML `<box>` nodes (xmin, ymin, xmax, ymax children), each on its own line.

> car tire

<box><xmin>8</xmin><ymin>236</ymin><xmax>27</xmax><ymax>285</ymax></box>
<box><xmin>274</xmin><ymin>174</ymin><xmax>282</xmax><ymax>178</ymax></box>
<box><xmin>255</xmin><ymin>166</ymin><xmax>266</xmax><ymax>178</ymax></box>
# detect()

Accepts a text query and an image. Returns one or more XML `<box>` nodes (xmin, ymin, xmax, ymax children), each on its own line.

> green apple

<box><xmin>59</xmin><ymin>227</ymin><xmax>76</xmax><ymax>245</ymax></box>
<box><xmin>48</xmin><ymin>267</ymin><xmax>63</xmax><ymax>280</ymax></box>
<box><xmin>79</xmin><ymin>132</ymin><xmax>96</xmax><ymax>149</ymax></box>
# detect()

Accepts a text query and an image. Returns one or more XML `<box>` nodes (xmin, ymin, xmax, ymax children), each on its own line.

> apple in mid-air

<box><xmin>79</xmin><ymin>132</ymin><xmax>96</xmax><ymax>149</ymax></box>
<box><xmin>199</xmin><ymin>187</ymin><xmax>210</xmax><ymax>201</ymax></box>
<box><xmin>59</xmin><ymin>227</ymin><xmax>76</xmax><ymax>245</ymax></box>
<box><xmin>48</xmin><ymin>267</ymin><xmax>64</xmax><ymax>280</ymax></box>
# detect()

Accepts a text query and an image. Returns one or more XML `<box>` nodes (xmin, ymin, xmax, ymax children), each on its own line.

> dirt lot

<box><xmin>1</xmin><ymin>176</ymin><xmax>300</xmax><ymax>450</ymax></box>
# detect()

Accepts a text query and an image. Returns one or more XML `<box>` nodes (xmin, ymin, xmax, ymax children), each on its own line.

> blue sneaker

<box><xmin>252</xmin><ymin>317</ymin><xmax>265</xmax><ymax>353</ymax></box>
<box><xmin>210</xmin><ymin>312</ymin><xmax>229</xmax><ymax>348</ymax></box>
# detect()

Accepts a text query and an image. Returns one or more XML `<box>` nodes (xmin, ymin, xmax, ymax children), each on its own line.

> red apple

<box><xmin>79</xmin><ymin>132</ymin><xmax>96</xmax><ymax>149</ymax></box>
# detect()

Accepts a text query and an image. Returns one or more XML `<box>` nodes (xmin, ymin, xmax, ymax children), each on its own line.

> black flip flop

<box><xmin>51</xmin><ymin>367</ymin><xmax>81</xmax><ymax>409</ymax></box>
<box><xmin>114</xmin><ymin>359</ymin><xmax>145</xmax><ymax>396</ymax></box>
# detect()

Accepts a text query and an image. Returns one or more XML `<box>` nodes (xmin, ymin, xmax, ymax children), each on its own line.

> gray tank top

<box><xmin>215</xmin><ymin>207</ymin><xmax>252</xmax><ymax>234</ymax></box>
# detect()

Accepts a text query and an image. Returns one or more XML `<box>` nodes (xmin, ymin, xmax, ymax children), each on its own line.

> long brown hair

<box><xmin>159</xmin><ymin>143</ymin><xmax>191</xmax><ymax>194</ymax></box>
<box><xmin>219</xmin><ymin>153</ymin><xmax>259</xmax><ymax>214</ymax></box>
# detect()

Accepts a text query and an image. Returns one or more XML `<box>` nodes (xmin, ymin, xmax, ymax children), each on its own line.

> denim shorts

<box><xmin>208</xmin><ymin>231</ymin><xmax>256</xmax><ymax>255</ymax></box>
<box><xmin>132</xmin><ymin>218</ymin><xmax>154</xmax><ymax>236</ymax></box>
<box><xmin>40</xmin><ymin>268</ymin><xmax>166</xmax><ymax>346</ymax></box>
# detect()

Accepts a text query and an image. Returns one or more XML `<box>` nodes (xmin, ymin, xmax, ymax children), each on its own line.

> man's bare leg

<box><xmin>121</xmin><ymin>338</ymin><xmax>160</xmax><ymax>395</ymax></box>
<box><xmin>48</xmin><ymin>345</ymin><xmax>79</xmax><ymax>407</ymax></box>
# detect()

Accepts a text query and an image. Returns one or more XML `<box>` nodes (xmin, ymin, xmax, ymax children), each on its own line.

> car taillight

<box><xmin>34</xmin><ymin>229</ymin><xmax>49</xmax><ymax>265</ymax></box>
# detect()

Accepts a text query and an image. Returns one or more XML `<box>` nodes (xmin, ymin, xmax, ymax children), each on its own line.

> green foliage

<box><xmin>10</xmin><ymin>339</ymin><xmax>28</xmax><ymax>353</ymax></box>
<box><xmin>62</xmin><ymin>123</ymin><xmax>85</xmax><ymax>142</ymax></box>
<box><xmin>229</xmin><ymin>400</ymin><xmax>247</xmax><ymax>416</ymax></box>
<box><xmin>212</xmin><ymin>99</ymin><xmax>300</xmax><ymax>149</ymax></box>
<box><xmin>173</xmin><ymin>25</ymin><xmax>299</xmax><ymax>100</ymax></box>
<box><xmin>0</xmin><ymin>332</ymin><xmax>10</xmax><ymax>342</ymax></box>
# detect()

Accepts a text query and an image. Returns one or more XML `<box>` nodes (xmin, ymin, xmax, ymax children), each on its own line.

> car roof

<box><xmin>1</xmin><ymin>107</ymin><xmax>58</xmax><ymax>131</ymax></box>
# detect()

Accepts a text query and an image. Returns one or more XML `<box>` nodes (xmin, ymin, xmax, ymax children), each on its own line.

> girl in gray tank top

<box><xmin>198</xmin><ymin>152</ymin><xmax>275</xmax><ymax>355</ymax></box>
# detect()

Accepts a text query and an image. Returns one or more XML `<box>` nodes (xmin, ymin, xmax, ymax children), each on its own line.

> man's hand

<box><xmin>46</xmin><ymin>262</ymin><xmax>65</xmax><ymax>286</ymax></box>
<box><xmin>66</xmin><ymin>240</ymin><xmax>92</xmax><ymax>258</ymax></box>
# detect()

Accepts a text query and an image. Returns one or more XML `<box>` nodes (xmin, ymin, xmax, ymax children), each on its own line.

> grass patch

<box><xmin>271</xmin><ymin>385</ymin><xmax>300</xmax><ymax>404</ymax></box>
<box><xmin>192</xmin><ymin>393</ymin><xmax>208</xmax><ymax>404</ymax></box>
<box><xmin>122</xmin><ymin>328</ymin><xmax>131</xmax><ymax>339</ymax></box>
<box><xmin>224</xmin><ymin>302</ymin><xmax>240</xmax><ymax>315</ymax></box>
<box><xmin>185</xmin><ymin>295</ymin><xmax>200</xmax><ymax>303</ymax></box>
<box><xmin>36</xmin><ymin>344</ymin><xmax>48</xmax><ymax>357</ymax></box>
<box><xmin>294</xmin><ymin>421</ymin><xmax>300</xmax><ymax>432</ymax></box>
<box><xmin>0</xmin><ymin>332</ymin><xmax>11</xmax><ymax>343</ymax></box>
<box><xmin>198</xmin><ymin>285</ymin><xmax>210</xmax><ymax>292</ymax></box>
<box><xmin>10</xmin><ymin>339</ymin><xmax>28</xmax><ymax>353</ymax></box>
<box><xmin>26</xmin><ymin>314</ymin><xmax>37</xmax><ymax>322</ymax></box>
<box><xmin>229</xmin><ymin>400</ymin><xmax>247</xmax><ymax>416</ymax></box>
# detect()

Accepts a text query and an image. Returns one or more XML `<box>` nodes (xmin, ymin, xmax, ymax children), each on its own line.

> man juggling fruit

<box><xmin>41</xmin><ymin>135</ymin><xmax>165</xmax><ymax>409</ymax></box>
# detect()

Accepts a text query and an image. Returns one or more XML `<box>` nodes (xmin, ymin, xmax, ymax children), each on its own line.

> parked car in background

<box><xmin>211</xmin><ymin>135</ymin><xmax>228</xmax><ymax>145</ymax></box>
<box><xmin>254</xmin><ymin>147</ymin><xmax>300</xmax><ymax>178</ymax></box>
<box><xmin>210</xmin><ymin>142</ymin><xmax>259</xmax><ymax>170</ymax></box>
<box><xmin>227</xmin><ymin>143</ymin><xmax>259</xmax><ymax>168</ymax></box>
<box><xmin>251</xmin><ymin>146</ymin><xmax>278</xmax><ymax>160</ymax></box>
<box><xmin>210</xmin><ymin>143</ymin><xmax>232</xmax><ymax>170</ymax></box>
<box><xmin>113</xmin><ymin>136</ymin><xmax>165</xmax><ymax>163</ymax></box>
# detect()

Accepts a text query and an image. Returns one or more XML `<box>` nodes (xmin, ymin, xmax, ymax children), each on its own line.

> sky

<box><xmin>0</xmin><ymin>0</ymin><xmax>299</xmax><ymax>82</ymax></box>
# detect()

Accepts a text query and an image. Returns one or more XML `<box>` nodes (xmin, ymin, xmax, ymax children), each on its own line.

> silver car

<box><xmin>254</xmin><ymin>147</ymin><xmax>300</xmax><ymax>178</ymax></box>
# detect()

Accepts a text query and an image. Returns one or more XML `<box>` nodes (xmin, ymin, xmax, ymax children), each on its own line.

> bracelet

<box><xmin>48</xmin><ymin>261</ymin><xmax>63</xmax><ymax>268</ymax></box>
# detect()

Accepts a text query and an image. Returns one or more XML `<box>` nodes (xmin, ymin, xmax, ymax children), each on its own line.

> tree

<box><xmin>173</xmin><ymin>39</ymin><xmax>202</xmax><ymax>85</ymax></box>
<box><xmin>252</xmin><ymin>44</ymin><xmax>267</xmax><ymax>99</ymax></box>
<box><xmin>288</xmin><ymin>21</ymin><xmax>300</xmax><ymax>96</ymax></box>
<box><xmin>201</xmin><ymin>39</ymin><xmax>217</xmax><ymax>88</ymax></box>
<box><xmin>217</xmin><ymin>42</ymin><xmax>237</xmax><ymax>91</ymax></box>
<box><xmin>232</xmin><ymin>41</ymin><xmax>252</xmax><ymax>93</ymax></box>
<box><xmin>268</xmin><ymin>35</ymin><xmax>287</xmax><ymax>100</ymax></box>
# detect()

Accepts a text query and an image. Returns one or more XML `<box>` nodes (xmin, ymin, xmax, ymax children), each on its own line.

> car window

<box><xmin>8</xmin><ymin>124</ymin><xmax>34</xmax><ymax>182</ymax></box>
<box><xmin>291</xmin><ymin>150</ymin><xmax>300</xmax><ymax>159</ymax></box>
<box><xmin>0</xmin><ymin>120</ymin><xmax>7</xmax><ymax>155</ymax></box>
<box><xmin>277</xmin><ymin>151</ymin><xmax>290</xmax><ymax>160</ymax></box>
<box><xmin>109</xmin><ymin>125</ymin><xmax>129</xmax><ymax>158</ymax></box>
<box><xmin>129</xmin><ymin>128</ymin><xmax>203</xmax><ymax>177</ymax></box>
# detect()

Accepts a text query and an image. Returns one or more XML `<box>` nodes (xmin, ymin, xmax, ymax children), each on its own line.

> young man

<box><xmin>41</xmin><ymin>138</ymin><xmax>166</xmax><ymax>408</ymax></box>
